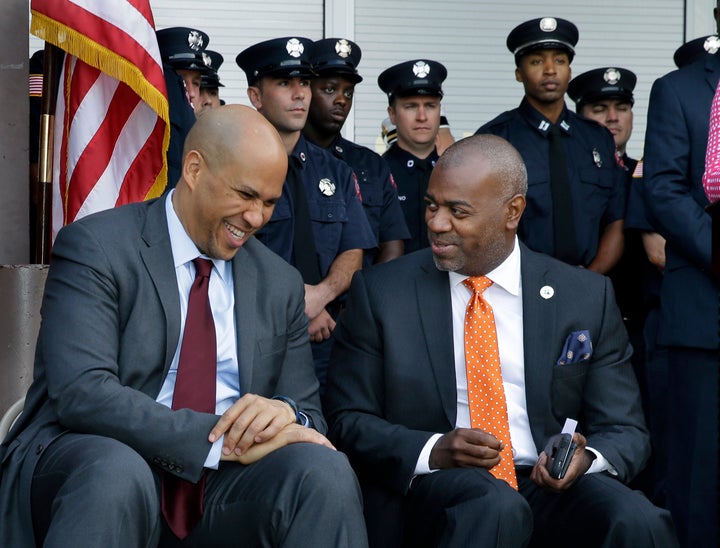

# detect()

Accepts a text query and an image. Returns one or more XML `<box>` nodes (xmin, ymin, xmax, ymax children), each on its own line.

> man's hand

<box><xmin>227</xmin><ymin>424</ymin><xmax>336</xmax><ymax>464</ymax></box>
<box><xmin>208</xmin><ymin>394</ymin><xmax>296</xmax><ymax>457</ymax></box>
<box><xmin>429</xmin><ymin>428</ymin><xmax>504</xmax><ymax>470</ymax></box>
<box><xmin>308</xmin><ymin>309</ymin><xmax>336</xmax><ymax>343</ymax></box>
<box><xmin>530</xmin><ymin>432</ymin><xmax>593</xmax><ymax>492</ymax></box>
<box><xmin>641</xmin><ymin>231</ymin><xmax>666</xmax><ymax>271</ymax></box>
<box><xmin>304</xmin><ymin>283</ymin><xmax>332</xmax><ymax>320</ymax></box>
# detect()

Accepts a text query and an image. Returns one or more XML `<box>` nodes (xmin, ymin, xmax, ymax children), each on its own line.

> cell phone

<box><xmin>543</xmin><ymin>418</ymin><xmax>578</xmax><ymax>480</ymax></box>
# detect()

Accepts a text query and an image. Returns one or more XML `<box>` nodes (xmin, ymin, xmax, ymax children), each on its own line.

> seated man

<box><xmin>0</xmin><ymin>105</ymin><xmax>366</xmax><ymax>547</ymax></box>
<box><xmin>324</xmin><ymin>134</ymin><xmax>677</xmax><ymax>547</ymax></box>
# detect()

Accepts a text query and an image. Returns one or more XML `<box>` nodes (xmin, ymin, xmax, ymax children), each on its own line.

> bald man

<box><xmin>0</xmin><ymin>105</ymin><xmax>367</xmax><ymax>548</ymax></box>
<box><xmin>325</xmin><ymin>134</ymin><xmax>675</xmax><ymax>547</ymax></box>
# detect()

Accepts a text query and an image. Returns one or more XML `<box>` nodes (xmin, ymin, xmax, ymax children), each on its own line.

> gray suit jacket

<box><xmin>324</xmin><ymin>244</ymin><xmax>649</xmax><ymax>496</ymax></box>
<box><xmin>0</xmin><ymin>197</ymin><xmax>323</xmax><ymax>546</ymax></box>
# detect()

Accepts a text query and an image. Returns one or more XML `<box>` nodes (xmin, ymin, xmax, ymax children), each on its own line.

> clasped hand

<box><xmin>208</xmin><ymin>394</ymin><xmax>334</xmax><ymax>464</ymax></box>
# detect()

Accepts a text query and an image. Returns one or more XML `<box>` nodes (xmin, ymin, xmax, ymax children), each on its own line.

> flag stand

<box><xmin>33</xmin><ymin>42</ymin><xmax>60</xmax><ymax>265</ymax></box>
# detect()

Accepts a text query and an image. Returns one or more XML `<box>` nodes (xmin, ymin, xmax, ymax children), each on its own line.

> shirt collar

<box><xmin>518</xmin><ymin>97</ymin><xmax>572</xmax><ymax>138</ymax></box>
<box><xmin>448</xmin><ymin>237</ymin><xmax>521</xmax><ymax>296</ymax></box>
<box><xmin>164</xmin><ymin>190</ymin><xmax>231</xmax><ymax>284</ymax></box>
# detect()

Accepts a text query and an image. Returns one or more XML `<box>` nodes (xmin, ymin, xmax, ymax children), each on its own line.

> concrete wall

<box><xmin>1</xmin><ymin>0</ymin><xmax>29</xmax><ymax>265</ymax></box>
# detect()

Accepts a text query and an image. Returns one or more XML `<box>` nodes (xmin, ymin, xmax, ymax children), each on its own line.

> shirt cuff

<box><xmin>414</xmin><ymin>433</ymin><xmax>443</xmax><ymax>475</ymax></box>
<box><xmin>585</xmin><ymin>446</ymin><xmax>618</xmax><ymax>476</ymax></box>
<box><xmin>204</xmin><ymin>435</ymin><xmax>223</xmax><ymax>470</ymax></box>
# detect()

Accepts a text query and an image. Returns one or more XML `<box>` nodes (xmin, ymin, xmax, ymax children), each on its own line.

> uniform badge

<box><xmin>603</xmin><ymin>68</ymin><xmax>621</xmax><ymax>85</ymax></box>
<box><xmin>540</xmin><ymin>285</ymin><xmax>554</xmax><ymax>299</ymax></box>
<box><xmin>407</xmin><ymin>159</ymin><xmax>414</xmax><ymax>168</ymax></box>
<box><xmin>592</xmin><ymin>148</ymin><xmax>602</xmax><ymax>168</ymax></box>
<box><xmin>188</xmin><ymin>30</ymin><xmax>204</xmax><ymax>51</ymax></box>
<box><xmin>335</xmin><ymin>145</ymin><xmax>344</xmax><ymax>154</ymax></box>
<box><xmin>300</xmin><ymin>152</ymin><xmax>306</xmax><ymax>162</ymax></box>
<box><xmin>704</xmin><ymin>35</ymin><xmax>720</xmax><ymax>55</ymax></box>
<box><xmin>286</xmin><ymin>38</ymin><xmax>304</xmax><ymax>58</ymax></box>
<box><xmin>335</xmin><ymin>39</ymin><xmax>352</xmax><ymax>58</ymax></box>
<box><xmin>318</xmin><ymin>178</ymin><xmax>336</xmax><ymax>196</ymax></box>
<box><xmin>413</xmin><ymin>61</ymin><xmax>430</xmax><ymax>78</ymax></box>
<box><xmin>202</xmin><ymin>52</ymin><xmax>212</xmax><ymax>67</ymax></box>
<box><xmin>539</xmin><ymin>18</ymin><xmax>557</xmax><ymax>32</ymax></box>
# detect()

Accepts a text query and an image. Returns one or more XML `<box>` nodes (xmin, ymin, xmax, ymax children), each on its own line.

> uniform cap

<box><xmin>201</xmin><ymin>50</ymin><xmax>224</xmax><ymax>88</ymax></box>
<box><xmin>673</xmin><ymin>34</ymin><xmax>720</xmax><ymax>69</ymax></box>
<box><xmin>506</xmin><ymin>17</ymin><xmax>578</xmax><ymax>62</ymax></box>
<box><xmin>567</xmin><ymin>67</ymin><xmax>636</xmax><ymax>109</ymax></box>
<box><xmin>156</xmin><ymin>27</ymin><xmax>209</xmax><ymax>71</ymax></box>
<box><xmin>236</xmin><ymin>37</ymin><xmax>314</xmax><ymax>85</ymax></box>
<box><xmin>310</xmin><ymin>38</ymin><xmax>363</xmax><ymax>83</ymax></box>
<box><xmin>377</xmin><ymin>59</ymin><xmax>447</xmax><ymax>103</ymax></box>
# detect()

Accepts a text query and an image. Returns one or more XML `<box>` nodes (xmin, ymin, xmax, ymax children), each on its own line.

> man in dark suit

<box><xmin>642</xmin><ymin>5</ymin><xmax>720</xmax><ymax>546</ymax></box>
<box><xmin>325</xmin><ymin>134</ymin><xmax>676</xmax><ymax>547</ymax></box>
<box><xmin>0</xmin><ymin>105</ymin><xmax>366</xmax><ymax>547</ymax></box>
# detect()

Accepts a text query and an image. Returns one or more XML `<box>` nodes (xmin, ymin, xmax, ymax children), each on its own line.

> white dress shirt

<box><xmin>156</xmin><ymin>191</ymin><xmax>240</xmax><ymax>468</ymax></box>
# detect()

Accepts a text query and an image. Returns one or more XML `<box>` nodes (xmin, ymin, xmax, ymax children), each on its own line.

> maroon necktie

<box><xmin>162</xmin><ymin>258</ymin><xmax>217</xmax><ymax>539</ymax></box>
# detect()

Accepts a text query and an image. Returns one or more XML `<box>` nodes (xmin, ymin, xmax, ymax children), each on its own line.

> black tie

<box><xmin>286</xmin><ymin>158</ymin><xmax>321</xmax><ymax>284</ymax></box>
<box><xmin>547</xmin><ymin>125</ymin><xmax>577</xmax><ymax>263</ymax></box>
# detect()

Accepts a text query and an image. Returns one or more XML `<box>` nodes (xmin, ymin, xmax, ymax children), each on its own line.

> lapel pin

<box><xmin>540</xmin><ymin>285</ymin><xmax>554</xmax><ymax>299</ymax></box>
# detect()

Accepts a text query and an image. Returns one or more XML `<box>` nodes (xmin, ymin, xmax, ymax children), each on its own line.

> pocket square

<box><xmin>556</xmin><ymin>330</ymin><xmax>592</xmax><ymax>365</ymax></box>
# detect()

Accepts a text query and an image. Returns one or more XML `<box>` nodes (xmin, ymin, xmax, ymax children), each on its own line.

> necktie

<box><xmin>286</xmin><ymin>158</ymin><xmax>322</xmax><ymax>284</ymax></box>
<box><xmin>162</xmin><ymin>258</ymin><xmax>217</xmax><ymax>539</ymax></box>
<box><xmin>463</xmin><ymin>276</ymin><xmax>518</xmax><ymax>490</ymax></box>
<box><xmin>703</xmin><ymin>80</ymin><xmax>720</xmax><ymax>202</ymax></box>
<box><xmin>547</xmin><ymin>125</ymin><xmax>577</xmax><ymax>264</ymax></box>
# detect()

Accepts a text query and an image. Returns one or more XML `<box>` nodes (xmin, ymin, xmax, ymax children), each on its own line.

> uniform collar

<box><xmin>387</xmin><ymin>142</ymin><xmax>439</xmax><ymax>172</ymax></box>
<box><xmin>518</xmin><ymin>97</ymin><xmax>572</xmax><ymax>138</ymax></box>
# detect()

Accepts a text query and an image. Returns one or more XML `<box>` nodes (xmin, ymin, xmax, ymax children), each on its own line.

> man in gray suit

<box><xmin>324</xmin><ymin>134</ymin><xmax>676</xmax><ymax>547</ymax></box>
<box><xmin>0</xmin><ymin>105</ymin><xmax>367</xmax><ymax>547</ymax></box>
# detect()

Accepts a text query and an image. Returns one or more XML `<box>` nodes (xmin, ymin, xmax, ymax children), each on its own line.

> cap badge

<box><xmin>539</xmin><ymin>18</ymin><xmax>558</xmax><ymax>32</ymax></box>
<box><xmin>592</xmin><ymin>148</ymin><xmax>602</xmax><ymax>168</ymax></box>
<box><xmin>318</xmin><ymin>178</ymin><xmax>336</xmax><ymax>196</ymax></box>
<box><xmin>202</xmin><ymin>52</ymin><xmax>212</xmax><ymax>67</ymax></box>
<box><xmin>187</xmin><ymin>30</ymin><xmax>204</xmax><ymax>51</ymax></box>
<box><xmin>286</xmin><ymin>38</ymin><xmax>304</xmax><ymax>58</ymax></box>
<box><xmin>335</xmin><ymin>39</ymin><xmax>352</xmax><ymax>58</ymax></box>
<box><xmin>540</xmin><ymin>285</ymin><xmax>554</xmax><ymax>299</ymax></box>
<box><xmin>704</xmin><ymin>35</ymin><xmax>720</xmax><ymax>54</ymax></box>
<box><xmin>413</xmin><ymin>61</ymin><xmax>431</xmax><ymax>78</ymax></box>
<box><xmin>603</xmin><ymin>68</ymin><xmax>621</xmax><ymax>85</ymax></box>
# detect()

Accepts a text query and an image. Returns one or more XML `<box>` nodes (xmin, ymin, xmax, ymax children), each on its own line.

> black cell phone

<box><xmin>543</xmin><ymin>433</ymin><xmax>577</xmax><ymax>480</ymax></box>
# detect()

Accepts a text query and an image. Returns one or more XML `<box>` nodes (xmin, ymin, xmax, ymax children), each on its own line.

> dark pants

<box><xmin>32</xmin><ymin>435</ymin><xmax>367</xmax><ymax>548</ymax></box>
<box><xmin>664</xmin><ymin>346</ymin><xmax>718</xmax><ymax>548</ymax></box>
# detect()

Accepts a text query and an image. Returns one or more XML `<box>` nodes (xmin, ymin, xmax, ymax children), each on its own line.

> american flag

<box><xmin>30</xmin><ymin>0</ymin><xmax>170</xmax><ymax>237</ymax></box>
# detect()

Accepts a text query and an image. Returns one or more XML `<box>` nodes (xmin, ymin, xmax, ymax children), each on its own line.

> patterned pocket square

<box><xmin>556</xmin><ymin>330</ymin><xmax>593</xmax><ymax>365</ymax></box>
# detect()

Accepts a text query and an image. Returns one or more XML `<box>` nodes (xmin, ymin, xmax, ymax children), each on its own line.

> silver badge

<box><xmin>413</xmin><ymin>61</ymin><xmax>430</xmax><ymax>78</ymax></box>
<box><xmin>704</xmin><ymin>35</ymin><xmax>720</xmax><ymax>54</ymax></box>
<box><xmin>286</xmin><ymin>38</ymin><xmax>304</xmax><ymax>58</ymax></box>
<box><xmin>335</xmin><ymin>39</ymin><xmax>352</xmax><ymax>58</ymax></box>
<box><xmin>202</xmin><ymin>52</ymin><xmax>212</xmax><ymax>67</ymax></box>
<box><xmin>335</xmin><ymin>145</ymin><xmax>344</xmax><ymax>154</ymax></box>
<box><xmin>299</xmin><ymin>152</ymin><xmax>306</xmax><ymax>162</ymax></box>
<box><xmin>407</xmin><ymin>160</ymin><xmax>414</xmax><ymax>168</ymax></box>
<box><xmin>539</xmin><ymin>18</ymin><xmax>557</xmax><ymax>32</ymax></box>
<box><xmin>188</xmin><ymin>30</ymin><xmax>204</xmax><ymax>51</ymax></box>
<box><xmin>603</xmin><ymin>68</ymin><xmax>621</xmax><ymax>85</ymax></box>
<box><xmin>593</xmin><ymin>148</ymin><xmax>602</xmax><ymax>168</ymax></box>
<box><xmin>540</xmin><ymin>285</ymin><xmax>554</xmax><ymax>299</ymax></box>
<box><xmin>318</xmin><ymin>178</ymin><xmax>336</xmax><ymax>196</ymax></box>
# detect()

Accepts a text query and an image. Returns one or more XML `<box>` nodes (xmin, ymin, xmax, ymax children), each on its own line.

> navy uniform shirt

<box><xmin>162</xmin><ymin>63</ymin><xmax>195</xmax><ymax>190</ymax></box>
<box><xmin>327</xmin><ymin>135</ymin><xmax>410</xmax><ymax>266</ymax></box>
<box><xmin>477</xmin><ymin>97</ymin><xmax>625</xmax><ymax>267</ymax></box>
<box><xmin>255</xmin><ymin>134</ymin><xmax>376</xmax><ymax>277</ymax></box>
<box><xmin>382</xmin><ymin>143</ymin><xmax>439</xmax><ymax>254</ymax></box>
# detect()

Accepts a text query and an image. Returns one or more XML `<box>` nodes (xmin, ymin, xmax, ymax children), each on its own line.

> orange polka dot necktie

<box><xmin>463</xmin><ymin>276</ymin><xmax>518</xmax><ymax>490</ymax></box>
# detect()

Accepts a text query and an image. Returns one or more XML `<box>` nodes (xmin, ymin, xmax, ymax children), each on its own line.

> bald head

<box><xmin>438</xmin><ymin>134</ymin><xmax>528</xmax><ymax>201</ymax></box>
<box><xmin>173</xmin><ymin>105</ymin><xmax>288</xmax><ymax>260</ymax></box>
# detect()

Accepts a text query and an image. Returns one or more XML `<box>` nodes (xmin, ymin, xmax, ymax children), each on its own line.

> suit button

<box><xmin>35</xmin><ymin>444</ymin><xmax>44</xmax><ymax>454</ymax></box>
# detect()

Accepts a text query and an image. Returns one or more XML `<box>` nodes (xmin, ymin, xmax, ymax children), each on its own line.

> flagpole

<box><xmin>34</xmin><ymin>42</ymin><xmax>60</xmax><ymax>265</ymax></box>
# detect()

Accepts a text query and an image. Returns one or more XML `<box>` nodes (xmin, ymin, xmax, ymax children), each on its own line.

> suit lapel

<box><xmin>416</xmin><ymin>254</ymin><xmax>457</xmax><ymax>426</ymax></box>
<box><xmin>232</xmin><ymin>243</ymin><xmax>257</xmax><ymax>394</ymax></box>
<box><xmin>520</xmin><ymin>245</ymin><xmax>557</xmax><ymax>449</ymax></box>
<box><xmin>139</xmin><ymin>198</ymin><xmax>181</xmax><ymax>379</ymax></box>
